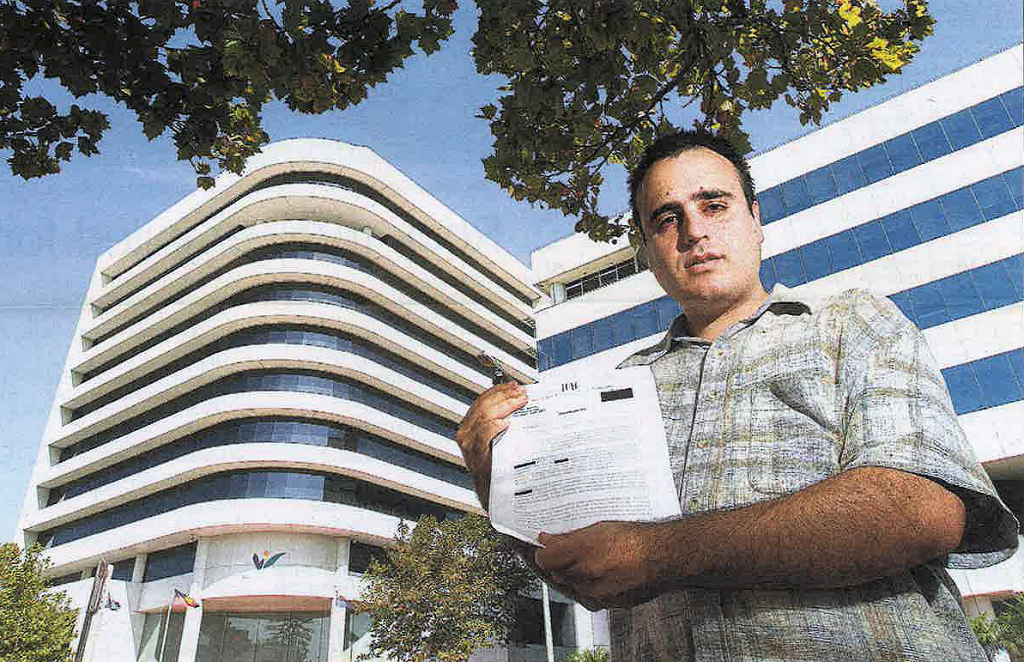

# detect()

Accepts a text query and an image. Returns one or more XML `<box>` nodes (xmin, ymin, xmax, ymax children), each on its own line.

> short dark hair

<box><xmin>628</xmin><ymin>130</ymin><xmax>756</xmax><ymax>235</ymax></box>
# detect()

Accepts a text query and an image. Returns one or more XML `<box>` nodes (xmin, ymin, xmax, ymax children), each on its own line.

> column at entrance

<box><xmin>327</xmin><ymin>538</ymin><xmax>353</xmax><ymax>662</ymax></box>
<box><xmin>176</xmin><ymin>538</ymin><xmax>209</xmax><ymax>662</ymax></box>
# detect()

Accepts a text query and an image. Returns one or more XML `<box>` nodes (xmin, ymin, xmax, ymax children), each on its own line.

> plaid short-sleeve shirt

<box><xmin>613</xmin><ymin>286</ymin><xmax>1018</xmax><ymax>662</ymax></box>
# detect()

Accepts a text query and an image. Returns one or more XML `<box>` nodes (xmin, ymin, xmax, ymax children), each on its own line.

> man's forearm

<box><xmin>535</xmin><ymin>466</ymin><xmax>966</xmax><ymax>606</ymax></box>
<box><xmin>645</xmin><ymin>467</ymin><xmax>966</xmax><ymax>591</ymax></box>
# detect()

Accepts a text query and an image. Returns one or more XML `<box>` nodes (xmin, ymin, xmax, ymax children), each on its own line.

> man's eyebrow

<box><xmin>691</xmin><ymin>188</ymin><xmax>734</xmax><ymax>202</ymax></box>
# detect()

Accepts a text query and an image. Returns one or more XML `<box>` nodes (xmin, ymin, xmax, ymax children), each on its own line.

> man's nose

<box><xmin>677</xmin><ymin>211</ymin><xmax>710</xmax><ymax>249</ymax></box>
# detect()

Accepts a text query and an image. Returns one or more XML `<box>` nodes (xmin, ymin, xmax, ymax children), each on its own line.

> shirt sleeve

<box><xmin>838</xmin><ymin>290</ymin><xmax>1019</xmax><ymax>569</ymax></box>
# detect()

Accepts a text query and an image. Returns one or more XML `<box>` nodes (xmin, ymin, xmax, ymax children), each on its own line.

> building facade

<box><xmin>15</xmin><ymin>140</ymin><xmax>591</xmax><ymax>661</ymax></box>
<box><xmin>532</xmin><ymin>44</ymin><xmax>1023</xmax><ymax>637</ymax></box>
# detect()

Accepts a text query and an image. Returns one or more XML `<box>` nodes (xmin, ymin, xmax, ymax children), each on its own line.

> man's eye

<box><xmin>706</xmin><ymin>202</ymin><xmax>726</xmax><ymax>213</ymax></box>
<box><xmin>656</xmin><ymin>214</ymin><xmax>678</xmax><ymax>229</ymax></box>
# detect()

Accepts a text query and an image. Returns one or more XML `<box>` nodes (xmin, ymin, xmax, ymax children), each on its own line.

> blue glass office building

<box><xmin>531</xmin><ymin>45</ymin><xmax>1024</xmax><ymax>634</ymax></box>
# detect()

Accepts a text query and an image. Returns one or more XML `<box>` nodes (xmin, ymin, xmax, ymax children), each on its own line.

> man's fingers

<box><xmin>534</xmin><ymin>532</ymin><xmax>576</xmax><ymax>572</ymax></box>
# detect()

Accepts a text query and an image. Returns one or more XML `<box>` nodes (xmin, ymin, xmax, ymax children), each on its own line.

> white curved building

<box><xmin>16</xmin><ymin>140</ymin><xmax>584</xmax><ymax>662</ymax></box>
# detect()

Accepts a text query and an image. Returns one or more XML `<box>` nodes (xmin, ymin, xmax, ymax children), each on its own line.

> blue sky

<box><xmin>2</xmin><ymin>1</ymin><xmax>1021</xmax><ymax>541</ymax></box>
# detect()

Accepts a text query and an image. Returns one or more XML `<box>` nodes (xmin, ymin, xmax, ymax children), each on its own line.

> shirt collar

<box><xmin>634</xmin><ymin>284</ymin><xmax>816</xmax><ymax>363</ymax></box>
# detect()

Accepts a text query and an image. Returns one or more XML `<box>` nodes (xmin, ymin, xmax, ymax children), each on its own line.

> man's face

<box><xmin>637</xmin><ymin>148</ymin><xmax>765</xmax><ymax>312</ymax></box>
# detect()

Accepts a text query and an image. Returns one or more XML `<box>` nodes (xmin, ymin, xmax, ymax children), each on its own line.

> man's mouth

<box><xmin>685</xmin><ymin>253</ymin><xmax>723</xmax><ymax>268</ymax></box>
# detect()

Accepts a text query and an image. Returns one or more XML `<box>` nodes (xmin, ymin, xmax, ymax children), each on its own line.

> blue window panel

<box><xmin>758</xmin><ymin>186</ymin><xmax>786</xmax><ymax>223</ymax></box>
<box><xmin>857</xmin><ymin>144</ymin><xmax>893</xmax><ymax>184</ymax></box>
<box><xmin>908</xmin><ymin>284</ymin><xmax>949</xmax><ymax>329</ymax></box>
<box><xmin>936</xmin><ymin>273</ymin><xmax>984</xmax><ymax>320</ymax></box>
<box><xmin>971</xmin><ymin>96</ymin><xmax>1015</xmax><ymax>139</ymax></box>
<box><xmin>780</xmin><ymin>177</ymin><xmax>813</xmax><ymax>214</ymax></box>
<box><xmin>888</xmin><ymin>291</ymin><xmax>918</xmax><ymax>326</ymax></box>
<box><xmin>825</xmin><ymin>231</ymin><xmax>862</xmax><ymax>272</ymax></box>
<box><xmin>999</xmin><ymin>88</ymin><xmax>1023</xmax><ymax>127</ymax></box>
<box><xmin>760</xmin><ymin>258</ymin><xmax>778</xmax><ymax>292</ymax></box>
<box><xmin>912</xmin><ymin>122</ymin><xmax>952</xmax><ymax>162</ymax></box>
<box><xmin>830</xmin><ymin>155</ymin><xmax>867</xmax><ymax>195</ymax></box>
<box><xmin>804</xmin><ymin>166</ymin><xmax>838</xmax><ymax>205</ymax></box>
<box><xmin>632</xmin><ymin>302</ymin><xmax>660</xmax><ymax>339</ymax></box>
<box><xmin>879</xmin><ymin>210</ymin><xmax>921</xmax><ymax>252</ymax></box>
<box><xmin>1010</xmin><ymin>349</ymin><xmax>1024</xmax><ymax>392</ymax></box>
<box><xmin>972</xmin><ymin>176</ymin><xmax>1016</xmax><ymax>220</ymax></box>
<box><xmin>941</xmin><ymin>363</ymin><xmax>984</xmax><ymax>415</ymax></box>
<box><xmin>655</xmin><ymin>296</ymin><xmax>682</xmax><ymax>331</ymax></box>
<box><xmin>940</xmin><ymin>187</ymin><xmax>983</xmax><ymax>231</ymax></box>
<box><xmin>909</xmin><ymin>198</ymin><xmax>950</xmax><ymax>241</ymax></box>
<box><xmin>800</xmin><ymin>239</ymin><xmax>833</xmax><ymax>282</ymax></box>
<box><xmin>884</xmin><ymin>133</ymin><xmax>922</xmax><ymax>173</ymax></box>
<box><xmin>773</xmin><ymin>250</ymin><xmax>807</xmax><ymax>287</ymax></box>
<box><xmin>1005</xmin><ymin>255</ymin><xmax>1024</xmax><ymax>299</ymax></box>
<box><xmin>1003</xmin><ymin>169</ymin><xmax>1023</xmax><ymax>207</ymax></box>
<box><xmin>940</xmin><ymin>109</ymin><xmax>982</xmax><ymax>151</ymax></box>
<box><xmin>591</xmin><ymin>317</ymin><xmax>617</xmax><ymax>354</ymax></box>
<box><xmin>852</xmin><ymin>220</ymin><xmax>891</xmax><ymax>262</ymax></box>
<box><xmin>973</xmin><ymin>353</ymin><xmax>1024</xmax><ymax>409</ymax></box>
<box><xmin>551</xmin><ymin>332</ymin><xmax>571</xmax><ymax>366</ymax></box>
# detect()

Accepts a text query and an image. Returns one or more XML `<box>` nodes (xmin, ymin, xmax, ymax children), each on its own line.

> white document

<box><xmin>488</xmin><ymin>366</ymin><xmax>681</xmax><ymax>545</ymax></box>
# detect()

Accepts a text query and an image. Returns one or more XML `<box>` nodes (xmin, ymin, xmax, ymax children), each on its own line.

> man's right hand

<box><xmin>455</xmin><ymin>380</ymin><xmax>527</xmax><ymax>509</ymax></box>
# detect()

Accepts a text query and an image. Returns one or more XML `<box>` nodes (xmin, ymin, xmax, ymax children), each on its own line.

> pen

<box><xmin>477</xmin><ymin>352</ymin><xmax>515</xmax><ymax>386</ymax></box>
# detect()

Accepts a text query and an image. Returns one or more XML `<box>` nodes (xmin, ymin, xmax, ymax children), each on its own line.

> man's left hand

<box><xmin>534</xmin><ymin>521</ymin><xmax>661</xmax><ymax>609</ymax></box>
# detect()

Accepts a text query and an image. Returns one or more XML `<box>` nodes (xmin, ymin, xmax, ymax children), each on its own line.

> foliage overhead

<box><xmin>473</xmin><ymin>0</ymin><xmax>934</xmax><ymax>241</ymax></box>
<box><xmin>356</xmin><ymin>515</ymin><xmax>538</xmax><ymax>662</ymax></box>
<box><xmin>0</xmin><ymin>543</ymin><xmax>78</xmax><ymax>662</ymax></box>
<box><xmin>0</xmin><ymin>0</ymin><xmax>933</xmax><ymax>241</ymax></box>
<box><xmin>0</xmin><ymin>0</ymin><xmax>456</xmax><ymax>188</ymax></box>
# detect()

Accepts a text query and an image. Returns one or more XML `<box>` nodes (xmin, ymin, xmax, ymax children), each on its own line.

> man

<box><xmin>456</xmin><ymin>130</ymin><xmax>1018</xmax><ymax>661</ymax></box>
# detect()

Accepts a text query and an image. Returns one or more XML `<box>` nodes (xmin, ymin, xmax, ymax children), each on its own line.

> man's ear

<box><xmin>751</xmin><ymin>200</ymin><xmax>764</xmax><ymax>243</ymax></box>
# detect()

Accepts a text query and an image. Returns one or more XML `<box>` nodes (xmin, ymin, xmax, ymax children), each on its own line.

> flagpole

<box><xmin>157</xmin><ymin>587</ymin><xmax>175</xmax><ymax>662</ymax></box>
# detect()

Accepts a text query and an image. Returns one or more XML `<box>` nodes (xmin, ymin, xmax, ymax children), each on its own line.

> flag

<box><xmin>335</xmin><ymin>594</ymin><xmax>362</xmax><ymax>611</ymax></box>
<box><xmin>174</xmin><ymin>589</ymin><xmax>200</xmax><ymax>608</ymax></box>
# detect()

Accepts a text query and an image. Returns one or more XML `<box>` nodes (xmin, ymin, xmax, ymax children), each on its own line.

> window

<box><xmin>803</xmin><ymin>166</ymin><xmax>839</xmax><ymax>205</ymax></box>
<box><xmin>883</xmin><ymin>133</ymin><xmax>922</xmax><ymax>172</ymax></box>
<box><xmin>144</xmin><ymin>543</ymin><xmax>197</xmax><ymax>582</ymax></box>
<box><xmin>138</xmin><ymin>611</ymin><xmax>186</xmax><ymax>662</ymax></box>
<box><xmin>757</xmin><ymin>187</ymin><xmax>786</xmax><ymax>223</ymax></box>
<box><xmin>973</xmin><ymin>353</ymin><xmax>1024</xmax><ymax>409</ymax></box>
<box><xmin>348</xmin><ymin>542</ymin><xmax>388</xmax><ymax>574</ymax></box>
<box><xmin>824</xmin><ymin>232</ymin><xmax>861</xmax><ymax>273</ymax></box>
<box><xmin>779</xmin><ymin>177</ymin><xmax>812</xmax><ymax>214</ymax></box>
<box><xmin>111</xmin><ymin>558</ymin><xmax>135</xmax><ymax>581</ymax></box>
<box><xmin>972</xmin><ymin>177</ymin><xmax>1016</xmax><ymax>221</ymax></box>
<box><xmin>851</xmin><ymin>220</ymin><xmax>890</xmax><ymax>263</ymax></box>
<box><xmin>971</xmin><ymin>96</ymin><xmax>1014</xmax><ymax>138</ymax></box>
<box><xmin>940</xmin><ymin>187</ymin><xmax>982</xmax><ymax>231</ymax></box>
<box><xmin>772</xmin><ymin>251</ymin><xmax>806</xmax><ymax>287</ymax></box>
<box><xmin>940</xmin><ymin>108</ymin><xmax>982</xmax><ymax>151</ymax></box>
<box><xmin>511</xmin><ymin>598</ymin><xmax>576</xmax><ymax>648</ymax></box>
<box><xmin>759</xmin><ymin>259</ymin><xmax>778</xmax><ymax>292</ymax></box>
<box><xmin>856</xmin><ymin>144</ymin><xmax>893</xmax><ymax>184</ymax></box>
<box><xmin>563</xmin><ymin>254</ymin><xmax>647</xmax><ymax>301</ymax></box>
<box><xmin>799</xmin><ymin>239</ymin><xmax>832</xmax><ymax>282</ymax></box>
<box><xmin>911</xmin><ymin>122</ymin><xmax>952</xmax><ymax>162</ymax></box>
<box><xmin>941</xmin><ymin>364</ymin><xmax>985</xmax><ymax>414</ymax></box>
<box><xmin>999</xmin><ymin>88</ymin><xmax>1023</xmax><ymax>126</ymax></box>
<box><xmin>909</xmin><ymin>199</ymin><xmax>950</xmax><ymax>241</ymax></box>
<box><xmin>830</xmin><ymin>154</ymin><xmax>867</xmax><ymax>195</ymax></box>
<box><xmin>196</xmin><ymin>612</ymin><xmax>329</xmax><ymax>662</ymax></box>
